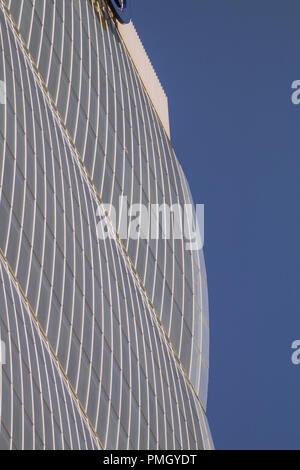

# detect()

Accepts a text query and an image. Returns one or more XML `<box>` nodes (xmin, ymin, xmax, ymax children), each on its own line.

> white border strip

<box><xmin>117</xmin><ymin>21</ymin><xmax>171</xmax><ymax>139</ymax></box>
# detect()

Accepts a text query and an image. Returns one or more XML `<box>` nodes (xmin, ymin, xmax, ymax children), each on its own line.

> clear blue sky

<box><xmin>132</xmin><ymin>0</ymin><xmax>300</xmax><ymax>450</ymax></box>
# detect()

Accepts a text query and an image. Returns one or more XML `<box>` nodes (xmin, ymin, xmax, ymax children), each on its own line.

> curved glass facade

<box><xmin>0</xmin><ymin>0</ymin><xmax>213</xmax><ymax>450</ymax></box>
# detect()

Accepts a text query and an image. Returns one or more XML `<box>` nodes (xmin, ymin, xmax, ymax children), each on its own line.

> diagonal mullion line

<box><xmin>0</xmin><ymin>245</ymin><xmax>104</xmax><ymax>450</ymax></box>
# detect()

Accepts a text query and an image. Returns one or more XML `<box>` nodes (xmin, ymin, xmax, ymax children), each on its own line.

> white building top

<box><xmin>117</xmin><ymin>21</ymin><xmax>171</xmax><ymax>139</ymax></box>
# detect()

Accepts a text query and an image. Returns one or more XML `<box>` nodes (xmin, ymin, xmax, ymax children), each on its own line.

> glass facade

<box><xmin>0</xmin><ymin>0</ymin><xmax>213</xmax><ymax>450</ymax></box>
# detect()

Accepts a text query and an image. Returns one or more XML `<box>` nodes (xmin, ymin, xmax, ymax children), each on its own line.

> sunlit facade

<box><xmin>0</xmin><ymin>0</ymin><xmax>213</xmax><ymax>450</ymax></box>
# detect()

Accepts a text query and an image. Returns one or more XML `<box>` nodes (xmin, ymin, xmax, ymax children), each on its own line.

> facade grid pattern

<box><xmin>0</xmin><ymin>0</ymin><xmax>213</xmax><ymax>450</ymax></box>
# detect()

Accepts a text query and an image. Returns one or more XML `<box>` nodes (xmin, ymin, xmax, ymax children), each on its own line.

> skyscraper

<box><xmin>0</xmin><ymin>0</ymin><xmax>213</xmax><ymax>450</ymax></box>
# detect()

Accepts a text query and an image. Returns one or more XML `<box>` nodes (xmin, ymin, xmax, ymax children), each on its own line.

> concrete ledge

<box><xmin>117</xmin><ymin>20</ymin><xmax>171</xmax><ymax>139</ymax></box>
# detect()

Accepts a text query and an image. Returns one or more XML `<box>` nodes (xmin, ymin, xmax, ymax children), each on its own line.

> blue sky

<box><xmin>133</xmin><ymin>0</ymin><xmax>300</xmax><ymax>450</ymax></box>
